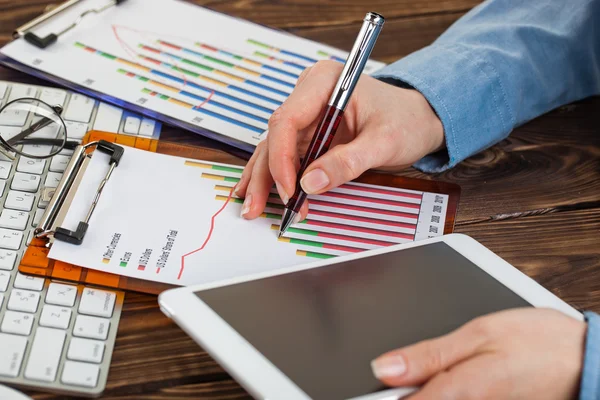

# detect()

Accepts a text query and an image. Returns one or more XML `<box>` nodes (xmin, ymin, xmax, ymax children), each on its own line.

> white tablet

<box><xmin>158</xmin><ymin>234</ymin><xmax>582</xmax><ymax>400</ymax></box>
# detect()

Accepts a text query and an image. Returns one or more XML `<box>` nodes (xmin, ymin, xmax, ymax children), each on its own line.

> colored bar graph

<box><xmin>141</xmin><ymin>88</ymin><xmax>265</xmax><ymax>133</ymax></box>
<box><xmin>278</xmin><ymin>236</ymin><xmax>362</xmax><ymax>253</ymax></box>
<box><xmin>193</xmin><ymin>42</ymin><xmax>301</xmax><ymax>78</ymax></box>
<box><xmin>296</xmin><ymin>250</ymin><xmax>336</xmax><ymax>259</ymax></box>
<box><xmin>202</xmin><ymin>173</ymin><xmax>241</xmax><ymax>183</ymax></box>
<box><xmin>75</xmin><ymin>42</ymin><xmax>275</xmax><ymax>114</ymax></box>
<box><xmin>155</xmin><ymin>41</ymin><xmax>297</xmax><ymax>88</ymax></box>
<box><xmin>119</xmin><ymin>69</ymin><xmax>269</xmax><ymax>125</ymax></box>
<box><xmin>139</xmin><ymin>44</ymin><xmax>292</xmax><ymax>96</ymax></box>
<box><xmin>248</xmin><ymin>39</ymin><xmax>318</xmax><ymax>63</ymax></box>
<box><xmin>138</xmin><ymin>54</ymin><xmax>283</xmax><ymax>105</ymax></box>
<box><xmin>252</xmin><ymin>51</ymin><xmax>306</xmax><ymax>70</ymax></box>
<box><xmin>273</xmin><ymin>224</ymin><xmax>397</xmax><ymax>247</ymax></box>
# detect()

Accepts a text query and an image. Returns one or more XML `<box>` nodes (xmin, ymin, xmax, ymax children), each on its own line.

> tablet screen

<box><xmin>195</xmin><ymin>242</ymin><xmax>531</xmax><ymax>400</ymax></box>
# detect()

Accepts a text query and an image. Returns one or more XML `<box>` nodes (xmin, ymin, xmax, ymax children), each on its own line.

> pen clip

<box><xmin>340</xmin><ymin>27</ymin><xmax>375</xmax><ymax>91</ymax></box>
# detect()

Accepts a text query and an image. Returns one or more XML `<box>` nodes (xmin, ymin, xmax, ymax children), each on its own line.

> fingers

<box><xmin>371</xmin><ymin>320</ymin><xmax>489</xmax><ymax>387</ymax></box>
<box><xmin>235</xmin><ymin>142</ymin><xmax>262</xmax><ymax>198</ymax></box>
<box><xmin>268</xmin><ymin>61</ymin><xmax>343</xmax><ymax>203</ymax></box>
<box><xmin>299</xmin><ymin>134</ymin><xmax>381</xmax><ymax>195</ymax></box>
<box><xmin>241</xmin><ymin>144</ymin><xmax>273</xmax><ymax>220</ymax></box>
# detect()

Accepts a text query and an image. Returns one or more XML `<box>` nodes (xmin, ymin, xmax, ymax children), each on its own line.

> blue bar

<box><xmin>259</xmin><ymin>74</ymin><xmax>295</xmax><ymax>89</ymax></box>
<box><xmin>192</xmin><ymin>106</ymin><xmax>265</xmax><ymax>133</ymax></box>
<box><xmin>229</xmin><ymin>86</ymin><xmax>283</xmax><ymax>106</ymax></box>
<box><xmin>262</xmin><ymin>65</ymin><xmax>300</xmax><ymax>79</ymax></box>
<box><xmin>243</xmin><ymin>80</ymin><xmax>290</xmax><ymax>97</ymax></box>
<box><xmin>150</xmin><ymin>70</ymin><xmax>275</xmax><ymax>113</ymax></box>
<box><xmin>283</xmin><ymin>61</ymin><xmax>306</xmax><ymax>70</ymax></box>
<box><xmin>280</xmin><ymin>50</ymin><xmax>317</xmax><ymax>63</ymax></box>
<box><xmin>180</xmin><ymin>90</ymin><xmax>269</xmax><ymax>124</ymax></box>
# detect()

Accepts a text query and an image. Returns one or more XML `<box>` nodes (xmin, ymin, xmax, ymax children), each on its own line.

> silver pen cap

<box><xmin>328</xmin><ymin>12</ymin><xmax>385</xmax><ymax>110</ymax></box>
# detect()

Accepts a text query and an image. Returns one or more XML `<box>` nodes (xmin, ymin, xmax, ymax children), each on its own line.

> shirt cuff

<box><xmin>372</xmin><ymin>43</ymin><xmax>515</xmax><ymax>173</ymax></box>
<box><xmin>581</xmin><ymin>312</ymin><xmax>600</xmax><ymax>400</ymax></box>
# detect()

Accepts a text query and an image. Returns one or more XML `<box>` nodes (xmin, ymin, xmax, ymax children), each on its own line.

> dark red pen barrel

<box><xmin>287</xmin><ymin>106</ymin><xmax>344</xmax><ymax>213</ymax></box>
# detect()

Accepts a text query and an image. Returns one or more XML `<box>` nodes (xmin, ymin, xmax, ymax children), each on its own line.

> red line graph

<box><xmin>178</xmin><ymin>184</ymin><xmax>237</xmax><ymax>280</ymax></box>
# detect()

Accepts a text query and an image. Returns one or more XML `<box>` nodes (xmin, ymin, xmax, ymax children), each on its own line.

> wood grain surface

<box><xmin>0</xmin><ymin>0</ymin><xmax>598</xmax><ymax>399</ymax></box>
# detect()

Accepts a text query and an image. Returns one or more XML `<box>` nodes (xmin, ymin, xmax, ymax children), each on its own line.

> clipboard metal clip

<box><xmin>34</xmin><ymin>140</ymin><xmax>124</xmax><ymax>245</ymax></box>
<box><xmin>14</xmin><ymin>0</ymin><xmax>127</xmax><ymax>49</ymax></box>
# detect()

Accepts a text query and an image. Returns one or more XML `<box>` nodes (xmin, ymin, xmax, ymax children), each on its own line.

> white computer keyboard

<box><xmin>0</xmin><ymin>80</ymin><xmax>162</xmax><ymax>397</ymax></box>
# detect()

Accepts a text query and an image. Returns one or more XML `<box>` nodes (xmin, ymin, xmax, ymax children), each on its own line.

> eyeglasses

<box><xmin>0</xmin><ymin>97</ymin><xmax>79</xmax><ymax>161</ymax></box>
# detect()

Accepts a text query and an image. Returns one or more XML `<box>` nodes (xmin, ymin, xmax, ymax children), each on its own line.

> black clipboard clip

<box><xmin>13</xmin><ymin>0</ymin><xmax>128</xmax><ymax>49</ymax></box>
<box><xmin>34</xmin><ymin>140</ymin><xmax>124</xmax><ymax>245</ymax></box>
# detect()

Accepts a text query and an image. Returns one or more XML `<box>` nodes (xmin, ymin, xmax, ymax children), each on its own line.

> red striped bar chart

<box><xmin>185</xmin><ymin>160</ymin><xmax>450</xmax><ymax>260</ymax></box>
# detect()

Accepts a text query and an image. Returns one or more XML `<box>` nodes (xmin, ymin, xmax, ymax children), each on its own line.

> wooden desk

<box><xmin>1</xmin><ymin>1</ymin><xmax>598</xmax><ymax>398</ymax></box>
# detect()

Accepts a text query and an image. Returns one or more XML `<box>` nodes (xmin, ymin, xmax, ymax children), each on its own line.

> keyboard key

<box><xmin>1</xmin><ymin>310</ymin><xmax>34</xmax><ymax>335</ymax></box>
<box><xmin>0</xmin><ymin>228</ymin><xmax>23</xmax><ymax>250</ymax></box>
<box><xmin>28</xmin><ymin>123</ymin><xmax>59</xmax><ymax>139</ymax></box>
<box><xmin>46</xmin><ymin>283</ymin><xmax>77</xmax><ymax>307</ymax></box>
<box><xmin>50</xmin><ymin>154</ymin><xmax>70</xmax><ymax>172</ymax></box>
<box><xmin>40</xmin><ymin>305</ymin><xmax>72</xmax><ymax>330</ymax></box>
<box><xmin>17</xmin><ymin>157</ymin><xmax>46</xmax><ymax>175</ymax></box>
<box><xmin>26</xmin><ymin>230</ymin><xmax>34</xmax><ymax>247</ymax></box>
<box><xmin>0</xmin><ymin>209</ymin><xmax>29</xmax><ymax>230</ymax></box>
<box><xmin>14</xmin><ymin>272</ymin><xmax>45</xmax><ymax>291</ymax></box>
<box><xmin>65</xmin><ymin>94</ymin><xmax>95</xmax><ymax>123</ymax></box>
<box><xmin>21</xmin><ymin>144</ymin><xmax>53</xmax><ymax>157</ymax></box>
<box><xmin>33</xmin><ymin>208</ymin><xmax>45</xmax><ymax>227</ymax></box>
<box><xmin>0</xmin><ymin>293</ymin><xmax>3</xmax><ymax>308</ymax></box>
<box><xmin>64</xmin><ymin>120</ymin><xmax>88</xmax><ymax>139</ymax></box>
<box><xmin>61</xmin><ymin>360</ymin><xmax>99</xmax><ymax>388</ymax></box>
<box><xmin>79</xmin><ymin>288</ymin><xmax>116</xmax><ymax>318</ymax></box>
<box><xmin>124</xmin><ymin>116</ymin><xmax>140</xmax><ymax>134</ymax></box>
<box><xmin>24</xmin><ymin>326</ymin><xmax>65</xmax><ymax>382</ymax></box>
<box><xmin>0</xmin><ymin>180</ymin><xmax>5</xmax><ymax>198</ymax></box>
<box><xmin>73</xmin><ymin>315</ymin><xmax>110</xmax><ymax>340</ymax></box>
<box><xmin>93</xmin><ymin>103</ymin><xmax>123</xmax><ymax>132</ymax></box>
<box><xmin>8</xmin><ymin>289</ymin><xmax>40</xmax><ymax>313</ymax></box>
<box><xmin>0</xmin><ymin>333</ymin><xmax>27</xmax><ymax>377</ymax></box>
<box><xmin>0</xmin><ymin>250</ymin><xmax>16</xmax><ymax>270</ymax></box>
<box><xmin>0</xmin><ymin>160</ymin><xmax>12</xmax><ymax>179</ymax></box>
<box><xmin>39</xmin><ymin>88</ymin><xmax>67</xmax><ymax>107</ymax></box>
<box><xmin>139</xmin><ymin>118</ymin><xmax>156</xmax><ymax>137</ymax></box>
<box><xmin>0</xmin><ymin>270</ymin><xmax>9</xmax><ymax>291</ymax></box>
<box><xmin>67</xmin><ymin>337</ymin><xmax>105</xmax><ymax>364</ymax></box>
<box><xmin>0</xmin><ymin>82</ymin><xmax>6</xmax><ymax>99</ymax></box>
<box><xmin>11</xmin><ymin>172</ymin><xmax>41</xmax><ymax>192</ymax></box>
<box><xmin>8</xmin><ymin>84</ymin><xmax>37</xmax><ymax>102</ymax></box>
<box><xmin>5</xmin><ymin>190</ymin><xmax>35</xmax><ymax>211</ymax></box>
<box><xmin>44</xmin><ymin>172</ymin><xmax>63</xmax><ymax>188</ymax></box>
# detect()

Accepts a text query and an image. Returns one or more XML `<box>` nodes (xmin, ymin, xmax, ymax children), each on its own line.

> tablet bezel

<box><xmin>158</xmin><ymin>234</ymin><xmax>582</xmax><ymax>399</ymax></box>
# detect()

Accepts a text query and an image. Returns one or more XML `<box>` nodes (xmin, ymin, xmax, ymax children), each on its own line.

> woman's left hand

<box><xmin>371</xmin><ymin>308</ymin><xmax>587</xmax><ymax>400</ymax></box>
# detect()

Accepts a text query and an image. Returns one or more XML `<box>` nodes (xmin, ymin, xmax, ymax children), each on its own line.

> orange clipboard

<box><xmin>19</xmin><ymin>131</ymin><xmax>461</xmax><ymax>296</ymax></box>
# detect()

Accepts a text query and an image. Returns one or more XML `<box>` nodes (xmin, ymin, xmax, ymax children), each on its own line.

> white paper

<box><xmin>49</xmin><ymin>146</ymin><xmax>450</xmax><ymax>287</ymax></box>
<box><xmin>1</xmin><ymin>0</ymin><xmax>386</xmax><ymax>147</ymax></box>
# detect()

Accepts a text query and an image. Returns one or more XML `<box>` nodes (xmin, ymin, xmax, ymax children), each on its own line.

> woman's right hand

<box><xmin>236</xmin><ymin>60</ymin><xmax>445</xmax><ymax>221</ymax></box>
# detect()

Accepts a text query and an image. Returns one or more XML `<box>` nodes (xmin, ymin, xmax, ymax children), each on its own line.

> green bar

<box><xmin>254</xmin><ymin>51</ymin><xmax>270</xmax><ymax>59</ymax></box>
<box><xmin>138</xmin><ymin>76</ymin><xmax>149</xmax><ymax>82</ymax></box>
<box><xmin>172</xmin><ymin>66</ymin><xmax>200</xmax><ymax>77</ymax></box>
<box><xmin>205</xmin><ymin>55</ymin><xmax>234</xmax><ymax>68</ymax></box>
<box><xmin>288</xmin><ymin>227</ymin><xmax>318</xmax><ymax>236</ymax></box>
<box><xmin>232</xmin><ymin>55</ymin><xmax>243</xmax><ymax>60</ymax></box>
<box><xmin>100</xmin><ymin>52</ymin><xmax>116</xmax><ymax>60</ymax></box>
<box><xmin>317</xmin><ymin>50</ymin><xmax>328</xmax><ymax>57</ymax></box>
<box><xmin>230</xmin><ymin>197</ymin><xmax>243</xmax><ymax>204</ymax></box>
<box><xmin>182</xmin><ymin>59</ymin><xmax>213</xmax><ymax>72</ymax></box>
<box><xmin>212</xmin><ymin>165</ymin><xmax>243</xmax><ymax>174</ymax></box>
<box><xmin>265</xmin><ymin>213</ymin><xmax>281</xmax><ymax>220</ymax></box>
<box><xmin>160</xmin><ymin>95</ymin><xmax>169</xmax><ymax>100</ymax></box>
<box><xmin>247</xmin><ymin>39</ymin><xmax>269</xmax><ymax>49</ymax></box>
<box><xmin>288</xmin><ymin>238</ymin><xmax>323</xmax><ymax>248</ymax></box>
<box><xmin>119</xmin><ymin>262</ymin><xmax>127</xmax><ymax>267</ymax></box>
<box><xmin>141</xmin><ymin>88</ymin><xmax>152</xmax><ymax>94</ymax></box>
<box><xmin>304</xmin><ymin>251</ymin><xmax>335</xmax><ymax>259</ymax></box>
<box><xmin>224</xmin><ymin>176</ymin><xmax>240</xmax><ymax>183</ymax></box>
<box><xmin>117</xmin><ymin>69</ymin><xmax>127</xmax><ymax>74</ymax></box>
<box><xmin>265</xmin><ymin>201</ymin><xmax>284</xmax><ymax>209</ymax></box>
<box><xmin>74</xmin><ymin>42</ymin><xmax>85</xmax><ymax>49</ymax></box>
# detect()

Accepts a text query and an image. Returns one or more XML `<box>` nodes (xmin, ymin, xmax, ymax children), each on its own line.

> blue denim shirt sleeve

<box><xmin>581</xmin><ymin>312</ymin><xmax>600</xmax><ymax>400</ymax></box>
<box><xmin>371</xmin><ymin>0</ymin><xmax>600</xmax><ymax>172</ymax></box>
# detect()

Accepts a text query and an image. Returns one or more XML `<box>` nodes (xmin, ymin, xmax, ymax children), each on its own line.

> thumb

<box><xmin>299</xmin><ymin>135</ymin><xmax>378</xmax><ymax>194</ymax></box>
<box><xmin>370</xmin><ymin>323</ymin><xmax>486</xmax><ymax>387</ymax></box>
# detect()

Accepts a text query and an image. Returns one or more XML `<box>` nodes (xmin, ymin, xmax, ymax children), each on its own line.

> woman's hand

<box><xmin>371</xmin><ymin>308</ymin><xmax>587</xmax><ymax>400</ymax></box>
<box><xmin>235</xmin><ymin>60</ymin><xmax>444</xmax><ymax>220</ymax></box>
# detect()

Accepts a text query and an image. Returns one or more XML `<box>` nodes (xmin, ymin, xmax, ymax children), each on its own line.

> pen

<box><xmin>278</xmin><ymin>11</ymin><xmax>385</xmax><ymax>237</ymax></box>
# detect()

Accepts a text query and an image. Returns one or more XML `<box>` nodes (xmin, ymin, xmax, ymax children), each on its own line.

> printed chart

<box><xmin>49</xmin><ymin>146</ymin><xmax>449</xmax><ymax>287</ymax></box>
<box><xmin>0</xmin><ymin>0</ymin><xmax>386</xmax><ymax>151</ymax></box>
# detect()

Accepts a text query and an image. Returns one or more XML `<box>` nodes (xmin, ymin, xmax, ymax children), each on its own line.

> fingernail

<box><xmin>275</xmin><ymin>181</ymin><xmax>289</xmax><ymax>204</ymax></box>
<box><xmin>300</xmin><ymin>169</ymin><xmax>329</xmax><ymax>194</ymax></box>
<box><xmin>241</xmin><ymin>194</ymin><xmax>252</xmax><ymax>217</ymax></box>
<box><xmin>371</xmin><ymin>355</ymin><xmax>407</xmax><ymax>379</ymax></box>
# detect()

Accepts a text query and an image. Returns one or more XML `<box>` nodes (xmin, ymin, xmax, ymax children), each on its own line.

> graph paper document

<box><xmin>48</xmin><ymin>146</ymin><xmax>451</xmax><ymax>287</ymax></box>
<box><xmin>0</xmin><ymin>0</ymin><xmax>385</xmax><ymax>152</ymax></box>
